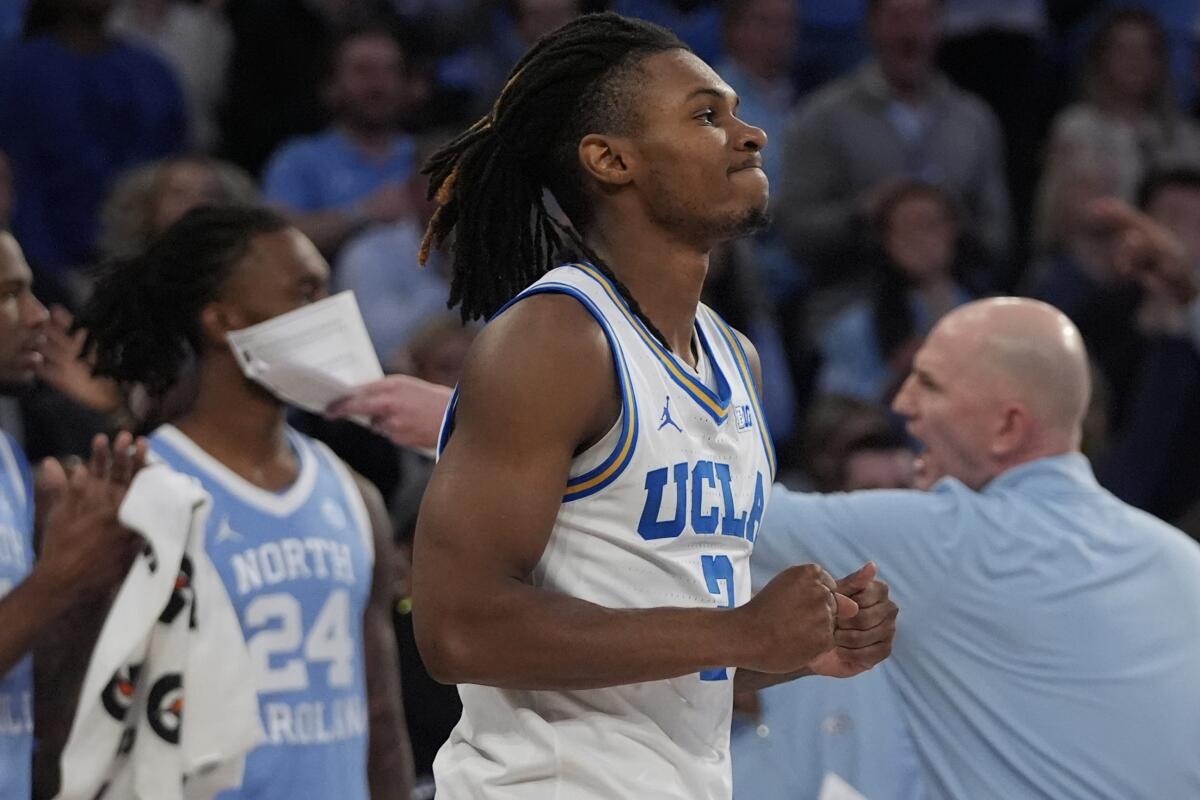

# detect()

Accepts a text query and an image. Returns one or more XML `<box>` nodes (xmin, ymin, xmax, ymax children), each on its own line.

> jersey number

<box><xmin>244</xmin><ymin>589</ymin><xmax>355</xmax><ymax>692</ymax></box>
<box><xmin>700</xmin><ymin>555</ymin><xmax>734</xmax><ymax>681</ymax></box>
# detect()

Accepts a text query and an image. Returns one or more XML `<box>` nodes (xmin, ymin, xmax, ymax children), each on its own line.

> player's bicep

<box><xmin>413</xmin><ymin>295</ymin><xmax>616</xmax><ymax>594</ymax></box>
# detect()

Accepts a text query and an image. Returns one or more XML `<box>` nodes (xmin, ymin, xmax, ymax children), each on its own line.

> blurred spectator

<box><xmin>0</xmin><ymin>0</ymin><xmax>26</xmax><ymax>44</ymax></box>
<box><xmin>777</xmin><ymin>0</ymin><xmax>1011</xmax><ymax>287</ymax></box>
<box><xmin>1044</xmin><ymin>8</ymin><xmax>1200</xmax><ymax>206</ymax></box>
<box><xmin>97</xmin><ymin>154</ymin><xmax>259</xmax><ymax>260</ymax></box>
<box><xmin>263</xmin><ymin>20</ymin><xmax>421</xmax><ymax>255</ymax></box>
<box><xmin>32</xmin><ymin>157</ymin><xmax>259</xmax><ymax>436</ymax></box>
<box><xmin>792</xmin><ymin>0</ymin><xmax>869</xmax><ymax>93</ymax></box>
<box><xmin>792</xmin><ymin>393</ymin><xmax>899</xmax><ymax>491</ymax></box>
<box><xmin>1091</xmin><ymin>173</ymin><xmax>1200</xmax><ymax>523</ymax></box>
<box><xmin>714</xmin><ymin>0</ymin><xmax>798</xmax><ymax>192</ymax></box>
<box><xmin>0</xmin><ymin>150</ymin><xmax>13</xmax><ymax>230</ymax></box>
<box><xmin>109</xmin><ymin>0</ymin><xmax>234</xmax><ymax>151</ymax></box>
<box><xmin>333</xmin><ymin>132</ymin><xmax>449</xmax><ymax>363</ymax></box>
<box><xmin>937</xmin><ymin>0</ymin><xmax>1055</xmax><ymax>277</ymax></box>
<box><xmin>1026</xmin><ymin>150</ymin><xmax>1145</xmax><ymax>428</ymax></box>
<box><xmin>609</xmin><ymin>0</ymin><xmax>723</xmax><ymax>65</ymax></box>
<box><xmin>437</xmin><ymin>0</ymin><xmax>582</xmax><ymax>118</ymax></box>
<box><xmin>219</xmin><ymin>0</ymin><xmax>385</xmax><ymax>176</ymax></box>
<box><xmin>0</xmin><ymin>0</ymin><xmax>186</xmax><ymax>292</ymax></box>
<box><xmin>816</xmin><ymin>181</ymin><xmax>980</xmax><ymax>403</ymax></box>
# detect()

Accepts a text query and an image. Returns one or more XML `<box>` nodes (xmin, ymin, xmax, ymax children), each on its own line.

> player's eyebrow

<box><xmin>685</xmin><ymin>87</ymin><xmax>740</xmax><ymax>111</ymax></box>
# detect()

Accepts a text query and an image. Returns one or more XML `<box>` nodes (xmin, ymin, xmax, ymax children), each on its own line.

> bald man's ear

<box><xmin>991</xmin><ymin>402</ymin><xmax>1034</xmax><ymax>459</ymax></box>
<box><xmin>578</xmin><ymin>134</ymin><xmax>635</xmax><ymax>188</ymax></box>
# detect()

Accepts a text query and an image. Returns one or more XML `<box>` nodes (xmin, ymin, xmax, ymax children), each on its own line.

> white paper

<box><xmin>818</xmin><ymin>772</ymin><xmax>869</xmax><ymax>800</ymax></box>
<box><xmin>226</xmin><ymin>291</ymin><xmax>383</xmax><ymax>420</ymax></box>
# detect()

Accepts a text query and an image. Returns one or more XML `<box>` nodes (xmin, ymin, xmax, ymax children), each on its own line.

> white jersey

<box><xmin>433</xmin><ymin>263</ymin><xmax>775</xmax><ymax>799</ymax></box>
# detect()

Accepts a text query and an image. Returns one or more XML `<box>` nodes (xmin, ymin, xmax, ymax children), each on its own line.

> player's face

<box><xmin>221</xmin><ymin>228</ymin><xmax>331</xmax><ymax>329</ymax></box>
<box><xmin>0</xmin><ymin>233</ymin><xmax>48</xmax><ymax>388</ymax></box>
<box><xmin>891</xmin><ymin>327</ymin><xmax>998</xmax><ymax>490</ymax></box>
<box><xmin>626</xmin><ymin>50</ymin><xmax>769</xmax><ymax>244</ymax></box>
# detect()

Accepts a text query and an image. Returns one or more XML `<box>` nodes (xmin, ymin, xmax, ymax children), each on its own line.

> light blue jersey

<box><xmin>0</xmin><ymin>432</ymin><xmax>34</xmax><ymax>799</ymax></box>
<box><xmin>150</xmin><ymin>425</ymin><xmax>374</xmax><ymax>800</ymax></box>
<box><xmin>754</xmin><ymin>455</ymin><xmax>1200</xmax><ymax>800</ymax></box>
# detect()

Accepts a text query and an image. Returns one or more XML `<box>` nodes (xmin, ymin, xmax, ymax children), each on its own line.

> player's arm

<box><xmin>0</xmin><ymin>435</ymin><xmax>143</xmax><ymax>678</ymax></box>
<box><xmin>728</xmin><ymin>329</ymin><xmax>899</xmax><ymax>689</ymax></box>
<box><xmin>414</xmin><ymin>296</ymin><xmax>845</xmax><ymax>690</ymax></box>
<box><xmin>352</xmin><ymin>473</ymin><xmax>416</xmax><ymax>800</ymax></box>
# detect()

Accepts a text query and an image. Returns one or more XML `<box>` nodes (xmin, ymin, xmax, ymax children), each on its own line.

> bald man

<box><xmin>750</xmin><ymin>297</ymin><xmax>1200</xmax><ymax>800</ymax></box>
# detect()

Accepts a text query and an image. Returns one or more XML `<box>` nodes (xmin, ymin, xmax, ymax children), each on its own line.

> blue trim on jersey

<box><xmin>569</xmin><ymin>263</ymin><xmax>733</xmax><ymax>425</ymax></box>
<box><xmin>708</xmin><ymin>311</ymin><xmax>777</xmax><ymax>479</ymax></box>
<box><xmin>439</xmin><ymin>282</ymin><xmax>639</xmax><ymax>502</ymax></box>
<box><xmin>436</xmin><ymin>386</ymin><xmax>460</xmax><ymax>460</ymax></box>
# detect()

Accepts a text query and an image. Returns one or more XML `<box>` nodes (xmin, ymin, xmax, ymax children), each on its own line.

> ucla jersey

<box><xmin>149</xmin><ymin>425</ymin><xmax>374</xmax><ymax>800</ymax></box>
<box><xmin>434</xmin><ymin>263</ymin><xmax>775</xmax><ymax>799</ymax></box>
<box><xmin>0</xmin><ymin>432</ymin><xmax>34</xmax><ymax>800</ymax></box>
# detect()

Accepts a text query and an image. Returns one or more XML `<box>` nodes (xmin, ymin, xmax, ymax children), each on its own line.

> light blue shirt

<box><xmin>753</xmin><ymin>454</ymin><xmax>1200</xmax><ymax>800</ymax></box>
<box><xmin>263</xmin><ymin>129</ymin><xmax>416</xmax><ymax>213</ymax></box>
<box><xmin>333</xmin><ymin>221</ymin><xmax>452</xmax><ymax>364</ymax></box>
<box><xmin>0</xmin><ymin>432</ymin><xmax>34</xmax><ymax>800</ymax></box>
<box><xmin>732</xmin><ymin>668</ymin><xmax>926</xmax><ymax>800</ymax></box>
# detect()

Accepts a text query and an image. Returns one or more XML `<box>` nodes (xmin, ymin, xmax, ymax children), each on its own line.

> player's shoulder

<box><xmin>702</xmin><ymin>305</ymin><xmax>762</xmax><ymax>387</ymax></box>
<box><xmin>451</xmin><ymin>291</ymin><xmax>619</xmax><ymax>447</ymax></box>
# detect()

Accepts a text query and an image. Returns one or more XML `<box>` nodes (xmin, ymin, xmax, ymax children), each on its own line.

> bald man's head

<box><xmin>934</xmin><ymin>298</ymin><xmax>1091</xmax><ymax>434</ymax></box>
<box><xmin>893</xmin><ymin>298</ymin><xmax>1090</xmax><ymax>490</ymax></box>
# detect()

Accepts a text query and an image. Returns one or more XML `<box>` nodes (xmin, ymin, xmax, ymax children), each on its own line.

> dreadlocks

<box><xmin>420</xmin><ymin>12</ymin><xmax>687</xmax><ymax>342</ymax></box>
<box><xmin>77</xmin><ymin>205</ymin><xmax>290</xmax><ymax>399</ymax></box>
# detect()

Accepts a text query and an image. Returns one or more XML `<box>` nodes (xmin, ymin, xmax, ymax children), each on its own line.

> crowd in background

<box><xmin>2</xmin><ymin>0</ymin><xmax>1200</xmax><ymax>789</ymax></box>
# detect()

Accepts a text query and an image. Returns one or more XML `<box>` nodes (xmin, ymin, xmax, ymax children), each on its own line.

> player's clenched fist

<box><xmin>732</xmin><ymin>564</ymin><xmax>859</xmax><ymax>674</ymax></box>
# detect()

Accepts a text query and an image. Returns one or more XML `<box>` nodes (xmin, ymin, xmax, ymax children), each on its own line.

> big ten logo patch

<box><xmin>159</xmin><ymin>555</ymin><xmax>196</xmax><ymax>629</ymax></box>
<box><xmin>733</xmin><ymin>403</ymin><xmax>754</xmax><ymax>433</ymax></box>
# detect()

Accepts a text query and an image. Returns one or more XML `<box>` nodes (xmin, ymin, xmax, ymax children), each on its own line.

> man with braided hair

<box><xmin>333</xmin><ymin>13</ymin><xmax>897</xmax><ymax>799</ymax></box>
<box><xmin>76</xmin><ymin>206</ymin><xmax>414</xmax><ymax>799</ymax></box>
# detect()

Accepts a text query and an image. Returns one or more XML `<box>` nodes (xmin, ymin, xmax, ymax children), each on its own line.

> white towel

<box><xmin>56</xmin><ymin>464</ymin><xmax>263</xmax><ymax>800</ymax></box>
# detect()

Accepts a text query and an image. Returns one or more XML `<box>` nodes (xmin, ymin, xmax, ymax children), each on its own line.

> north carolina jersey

<box><xmin>433</xmin><ymin>263</ymin><xmax>776</xmax><ymax>799</ymax></box>
<box><xmin>149</xmin><ymin>425</ymin><xmax>374</xmax><ymax>800</ymax></box>
<box><xmin>0</xmin><ymin>432</ymin><xmax>34</xmax><ymax>800</ymax></box>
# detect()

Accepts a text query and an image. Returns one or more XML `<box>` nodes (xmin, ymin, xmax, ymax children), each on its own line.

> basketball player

<box><xmin>76</xmin><ymin>206</ymin><xmax>414</xmax><ymax>799</ymax></box>
<box><xmin>0</xmin><ymin>230</ymin><xmax>146</xmax><ymax>798</ymax></box>
<box><xmin>406</xmin><ymin>13</ymin><xmax>897</xmax><ymax>799</ymax></box>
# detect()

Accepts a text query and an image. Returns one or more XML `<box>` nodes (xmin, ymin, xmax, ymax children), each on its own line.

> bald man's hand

<box><xmin>1090</xmin><ymin>198</ymin><xmax>1198</xmax><ymax>305</ymax></box>
<box><xmin>808</xmin><ymin>562</ymin><xmax>898</xmax><ymax>679</ymax></box>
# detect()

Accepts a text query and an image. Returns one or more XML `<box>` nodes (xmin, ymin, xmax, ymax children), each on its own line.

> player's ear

<box><xmin>198</xmin><ymin>301</ymin><xmax>246</xmax><ymax>350</ymax></box>
<box><xmin>578</xmin><ymin>134</ymin><xmax>636</xmax><ymax>188</ymax></box>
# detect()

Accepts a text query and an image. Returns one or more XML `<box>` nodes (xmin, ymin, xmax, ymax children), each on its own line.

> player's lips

<box><xmin>729</xmin><ymin>156</ymin><xmax>764</xmax><ymax>174</ymax></box>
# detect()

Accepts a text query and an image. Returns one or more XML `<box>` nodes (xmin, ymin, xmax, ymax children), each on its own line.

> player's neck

<box><xmin>174</xmin><ymin>360</ymin><xmax>297</xmax><ymax>490</ymax></box>
<box><xmin>585</xmin><ymin>220</ymin><xmax>707</xmax><ymax>367</ymax></box>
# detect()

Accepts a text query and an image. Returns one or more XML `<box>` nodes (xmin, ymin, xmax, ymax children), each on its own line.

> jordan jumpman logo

<box><xmin>658</xmin><ymin>395</ymin><xmax>683</xmax><ymax>432</ymax></box>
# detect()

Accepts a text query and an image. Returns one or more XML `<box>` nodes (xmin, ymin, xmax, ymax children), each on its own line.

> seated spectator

<box><xmin>35</xmin><ymin>156</ymin><xmax>259</xmax><ymax>433</ymax></box>
<box><xmin>263</xmin><ymin>20</ymin><xmax>421</xmax><ymax>255</ymax></box>
<box><xmin>777</xmin><ymin>0</ymin><xmax>1010</xmax><ymax>287</ymax></box>
<box><xmin>109</xmin><ymin>0</ymin><xmax>234</xmax><ymax>151</ymax></box>
<box><xmin>1043</xmin><ymin>8</ymin><xmax>1200</xmax><ymax>205</ymax></box>
<box><xmin>608</xmin><ymin>0</ymin><xmax>723</xmax><ymax>65</ymax></box>
<box><xmin>713</xmin><ymin>0</ymin><xmax>798</xmax><ymax>193</ymax></box>
<box><xmin>97</xmin><ymin>154</ymin><xmax>259</xmax><ymax>260</ymax></box>
<box><xmin>816</xmin><ymin>181</ymin><xmax>980</xmax><ymax>403</ymax></box>
<box><xmin>1025</xmin><ymin>150</ymin><xmax>1143</xmax><ymax>427</ymax></box>
<box><xmin>437</xmin><ymin>0</ymin><xmax>582</xmax><ymax>119</ymax></box>
<box><xmin>790</xmin><ymin>393</ymin><xmax>898</xmax><ymax>491</ymax></box>
<box><xmin>0</xmin><ymin>0</ymin><xmax>186</xmax><ymax>291</ymax></box>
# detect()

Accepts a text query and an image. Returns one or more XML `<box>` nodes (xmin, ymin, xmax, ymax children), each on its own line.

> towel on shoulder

<box><xmin>56</xmin><ymin>464</ymin><xmax>262</xmax><ymax>800</ymax></box>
